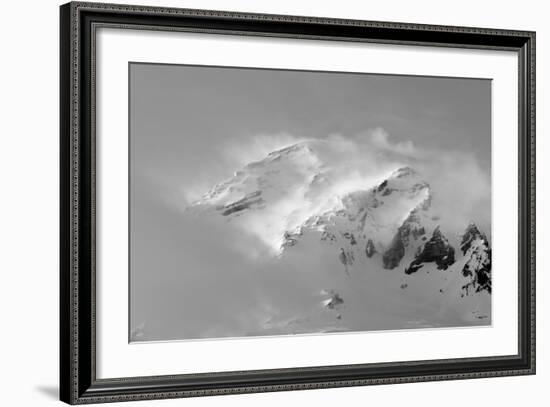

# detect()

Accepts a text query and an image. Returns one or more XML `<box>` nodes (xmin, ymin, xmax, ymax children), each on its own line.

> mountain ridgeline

<box><xmin>191</xmin><ymin>140</ymin><xmax>492</xmax><ymax>306</ymax></box>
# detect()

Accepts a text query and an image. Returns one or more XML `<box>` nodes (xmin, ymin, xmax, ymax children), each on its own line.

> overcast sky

<box><xmin>129</xmin><ymin>62</ymin><xmax>491</xmax><ymax>341</ymax></box>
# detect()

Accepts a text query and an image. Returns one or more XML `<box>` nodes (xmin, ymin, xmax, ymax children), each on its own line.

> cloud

<box><xmin>201</xmin><ymin>132</ymin><xmax>404</xmax><ymax>254</ymax></box>
<box><xmin>222</xmin><ymin>132</ymin><xmax>306</xmax><ymax>168</ymax></box>
<box><xmin>176</xmin><ymin>133</ymin><xmax>306</xmax><ymax>205</ymax></box>
<box><xmin>183</xmin><ymin>127</ymin><xmax>491</xmax><ymax>254</ymax></box>
<box><xmin>417</xmin><ymin>152</ymin><xmax>491</xmax><ymax>236</ymax></box>
<box><xmin>368</xmin><ymin>127</ymin><xmax>417</xmax><ymax>156</ymax></box>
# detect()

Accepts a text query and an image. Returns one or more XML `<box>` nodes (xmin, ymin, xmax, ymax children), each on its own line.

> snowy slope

<box><xmin>190</xmin><ymin>140</ymin><xmax>492</xmax><ymax>335</ymax></box>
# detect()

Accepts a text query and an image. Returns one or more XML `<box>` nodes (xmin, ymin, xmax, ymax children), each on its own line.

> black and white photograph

<box><xmin>129</xmin><ymin>63</ymin><xmax>492</xmax><ymax>342</ymax></box>
<box><xmin>56</xmin><ymin>1</ymin><xmax>536</xmax><ymax>404</ymax></box>
<box><xmin>0</xmin><ymin>0</ymin><xmax>543</xmax><ymax>405</ymax></box>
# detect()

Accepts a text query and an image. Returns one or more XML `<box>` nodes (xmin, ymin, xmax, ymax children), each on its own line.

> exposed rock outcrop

<box><xmin>382</xmin><ymin>233</ymin><xmax>405</xmax><ymax>269</ymax></box>
<box><xmin>460</xmin><ymin>223</ymin><xmax>492</xmax><ymax>294</ymax></box>
<box><xmin>322</xmin><ymin>290</ymin><xmax>344</xmax><ymax>310</ymax></box>
<box><xmin>365</xmin><ymin>238</ymin><xmax>377</xmax><ymax>258</ymax></box>
<box><xmin>382</xmin><ymin>205</ymin><xmax>430</xmax><ymax>269</ymax></box>
<box><xmin>218</xmin><ymin>190</ymin><xmax>264</xmax><ymax>216</ymax></box>
<box><xmin>405</xmin><ymin>226</ymin><xmax>456</xmax><ymax>274</ymax></box>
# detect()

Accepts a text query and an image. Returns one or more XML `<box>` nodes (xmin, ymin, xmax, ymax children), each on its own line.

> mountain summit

<box><xmin>190</xmin><ymin>140</ymin><xmax>491</xmax><ymax>329</ymax></box>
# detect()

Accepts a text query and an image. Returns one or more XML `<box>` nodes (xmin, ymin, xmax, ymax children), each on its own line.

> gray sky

<box><xmin>130</xmin><ymin>63</ymin><xmax>490</xmax><ymax>200</ymax></box>
<box><xmin>129</xmin><ymin>63</ymin><xmax>491</xmax><ymax>341</ymax></box>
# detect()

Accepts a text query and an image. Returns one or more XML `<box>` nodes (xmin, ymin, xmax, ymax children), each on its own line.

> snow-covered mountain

<box><xmin>190</xmin><ymin>140</ymin><xmax>491</xmax><ymax>334</ymax></box>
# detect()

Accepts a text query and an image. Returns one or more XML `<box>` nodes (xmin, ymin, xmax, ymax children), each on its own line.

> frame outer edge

<box><xmin>529</xmin><ymin>31</ymin><xmax>536</xmax><ymax>374</ymax></box>
<box><xmin>70</xmin><ymin>0</ymin><xmax>535</xmax><ymax>38</ymax></box>
<box><xmin>61</xmin><ymin>1</ymin><xmax>82</xmax><ymax>404</ymax></box>
<box><xmin>61</xmin><ymin>1</ymin><xmax>537</xmax><ymax>404</ymax></box>
<box><xmin>60</xmin><ymin>2</ymin><xmax>71</xmax><ymax>404</ymax></box>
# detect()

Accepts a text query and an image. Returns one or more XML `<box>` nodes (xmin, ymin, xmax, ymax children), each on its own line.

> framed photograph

<box><xmin>60</xmin><ymin>1</ymin><xmax>536</xmax><ymax>404</ymax></box>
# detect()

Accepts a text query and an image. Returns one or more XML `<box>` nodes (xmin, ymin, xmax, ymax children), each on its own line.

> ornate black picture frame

<box><xmin>60</xmin><ymin>1</ymin><xmax>535</xmax><ymax>404</ymax></box>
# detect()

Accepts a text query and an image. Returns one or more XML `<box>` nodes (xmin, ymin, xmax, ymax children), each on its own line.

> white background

<box><xmin>0</xmin><ymin>0</ymin><xmax>546</xmax><ymax>406</ymax></box>
<box><xmin>97</xmin><ymin>28</ymin><xmax>518</xmax><ymax>378</ymax></box>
